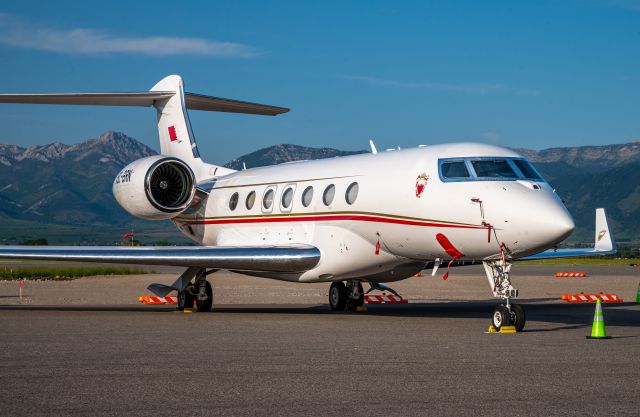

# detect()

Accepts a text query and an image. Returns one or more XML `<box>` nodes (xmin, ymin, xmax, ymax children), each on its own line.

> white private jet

<box><xmin>0</xmin><ymin>75</ymin><xmax>616</xmax><ymax>330</ymax></box>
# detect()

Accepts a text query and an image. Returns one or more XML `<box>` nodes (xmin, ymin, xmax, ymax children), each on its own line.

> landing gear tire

<box><xmin>355</xmin><ymin>287</ymin><xmax>365</xmax><ymax>308</ymax></box>
<box><xmin>177</xmin><ymin>288</ymin><xmax>195</xmax><ymax>311</ymax></box>
<box><xmin>346</xmin><ymin>282</ymin><xmax>365</xmax><ymax>310</ymax></box>
<box><xmin>329</xmin><ymin>281</ymin><xmax>347</xmax><ymax>311</ymax></box>
<box><xmin>196</xmin><ymin>280</ymin><xmax>213</xmax><ymax>312</ymax></box>
<box><xmin>511</xmin><ymin>304</ymin><xmax>526</xmax><ymax>332</ymax></box>
<box><xmin>491</xmin><ymin>305</ymin><xmax>512</xmax><ymax>330</ymax></box>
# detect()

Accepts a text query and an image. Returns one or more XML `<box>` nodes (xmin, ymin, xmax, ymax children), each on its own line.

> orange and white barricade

<box><xmin>364</xmin><ymin>294</ymin><xmax>408</xmax><ymax>304</ymax></box>
<box><xmin>555</xmin><ymin>272</ymin><xmax>587</xmax><ymax>278</ymax></box>
<box><xmin>138</xmin><ymin>295</ymin><xmax>178</xmax><ymax>305</ymax></box>
<box><xmin>561</xmin><ymin>293</ymin><xmax>622</xmax><ymax>303</ymax></box>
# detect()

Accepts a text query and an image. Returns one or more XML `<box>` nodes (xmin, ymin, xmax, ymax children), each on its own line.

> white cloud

<box><xmin>345</xmin><ymin>75</ymin><xmax>539</xmax><ymax>96</ymax></box>
<box><xmin>0</xmin><ymin>12</ymin><xmax>260</xmax><ymax>58</ymax></box>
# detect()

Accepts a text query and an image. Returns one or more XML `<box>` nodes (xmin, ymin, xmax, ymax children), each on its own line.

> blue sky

<box><xmin>0</xmin><ymin>0</ymin><xmax>639</xmax><ymax>163</ymax></box>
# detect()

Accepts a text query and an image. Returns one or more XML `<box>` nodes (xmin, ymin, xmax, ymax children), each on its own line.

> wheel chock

<box><xmin>356</xmin><ymin>306</ymin><xmax>368</xmax><ymax>312</ymax></box>
<box><xmin>182</xmin><ymin>308</ymin><xmax>195</xmax><ymax>314</ymax></box>
<box><xmin>486</xmin><ymin>325</ymin><xmax>497</xmax><ymax>333</ymax></box>
<box><xmin>499</xmin><ymin>325</ymin><xmax>517</xmax><ymax>334</ymax></box>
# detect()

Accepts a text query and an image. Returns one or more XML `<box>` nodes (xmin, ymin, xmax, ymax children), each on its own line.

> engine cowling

<box><xmin>113</xmin><ymin>156</ymin><xmax>196</xmax><ymax>220</ymax></box>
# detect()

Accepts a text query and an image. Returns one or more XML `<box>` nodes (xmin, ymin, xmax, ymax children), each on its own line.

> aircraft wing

<box><xmin>0</xmin><ymin>245</ymin><xmax>320</xmax><ymax>273</ymax></box>
<box><xmin>520</xmin><ymin>208</ymin><xmax>616</xmax><ymax>260</ymax></box>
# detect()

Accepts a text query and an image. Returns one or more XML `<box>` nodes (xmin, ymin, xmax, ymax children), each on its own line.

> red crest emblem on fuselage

<box><xmin>415</xmin><ymin>173</ymin><xmax>429</xmax><ymax>198</ymax></box>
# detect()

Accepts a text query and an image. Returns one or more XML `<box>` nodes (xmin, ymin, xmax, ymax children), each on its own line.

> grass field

<box><xmin>0</xmin><ymin>266</ymin><xmax>152</xmax><ymax>280</ymax></box>
<box><xmin>518</xmin><ymin>257</ymin><xmax>640</xmax><ymax>266</ymax></box>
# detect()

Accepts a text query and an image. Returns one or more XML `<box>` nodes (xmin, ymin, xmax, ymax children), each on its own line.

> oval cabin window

<box><xmin>281</xmin><ymin>187</ymin><xmax>294</xmax><ymax>209</ymax></box>
<box><xmin>246</xmin><ymin>191</ymin><xmax>256</xmax><ymax>210</ymax></box>
<box><xmin>229</xmin><ymin>192</ymin><xmax>239</xmax><ymax>210</ymax></box>
<box><xmin>345</xmin><ymin>182</ymin><xmax>358</xmax><ymax>205</ymax></box>
<box><xmin>263</xmin><ymin>189</ymin><xmax>274</xmax><ymax>210</ymax></box>
<box><xmin>323</xmin><ymin>184</ymin><xmax>335</xmax><ymax>206</ymax></box>
<box><xmin>302</xmin><ymin>186</ymin><xmax>313</xmax><ymax>207</ymax></box>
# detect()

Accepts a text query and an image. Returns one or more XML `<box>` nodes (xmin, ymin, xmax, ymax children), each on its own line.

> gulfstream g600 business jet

<box><xmin>0</xmin><ymin>75</ymin><xmax>615</xmax><ymax>330</ymax></box>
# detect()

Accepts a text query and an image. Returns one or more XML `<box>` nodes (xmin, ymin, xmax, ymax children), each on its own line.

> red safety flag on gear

<box><xmin>122</xmin><ymin>232</ymin><xmax>134</xmax><ymax>239</ymax></box>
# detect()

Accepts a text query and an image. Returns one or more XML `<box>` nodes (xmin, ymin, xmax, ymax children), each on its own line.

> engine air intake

<box><xmin>146</xmin><ymin>159</ymin><xmax>195</xmax><ymax>212</ymax></box>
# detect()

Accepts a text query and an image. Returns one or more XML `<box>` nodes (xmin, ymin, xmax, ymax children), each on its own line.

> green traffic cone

<box><xmin>635</xmin><ymin>282</ymin><xmax>640</xmax><ymax>304</ymax></box>
<box><xmin>586</xmin><ymin>299</ymin><xmax>611</xmax><ymax>339</ymax></box>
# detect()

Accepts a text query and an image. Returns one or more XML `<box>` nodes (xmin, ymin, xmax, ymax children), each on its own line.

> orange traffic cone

<box><xmin>586</xmin><ymin>299</ymin><xmax>611</xmax><ymax>339</ymax></box>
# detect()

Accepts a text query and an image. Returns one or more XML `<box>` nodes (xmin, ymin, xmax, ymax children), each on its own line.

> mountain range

<box><xmin>0</xmin><ymin>131</ymin><xmax>638</xmax><ymax>244</ymax></box>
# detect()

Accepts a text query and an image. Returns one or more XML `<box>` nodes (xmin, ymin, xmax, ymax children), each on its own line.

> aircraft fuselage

<box><xmin>173</xmin><ymin>142</ymin><xmax>574</xmax><ymax>283</ymax></box>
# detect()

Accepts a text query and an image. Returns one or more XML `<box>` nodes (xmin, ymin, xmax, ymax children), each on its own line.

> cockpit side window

<box><xmin>471</xmin><ymin>160</ymin><xmax>517</xmax><ymax>178</ymax></box>
<box><xmin>513</xmin><ymin>159</ymin><xmax>543</xmax><ymax>180</ymax></box>
<box><xmin>441</xmin><ymin>161</ymin><xmax>470</xmax><ymax>179</ymax></box>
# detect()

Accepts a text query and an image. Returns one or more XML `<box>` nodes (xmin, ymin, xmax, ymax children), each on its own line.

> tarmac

<box><xmin>0</xmin><ymin>265</ymin><xmax>639</xmax><ymax>416</ymax></box>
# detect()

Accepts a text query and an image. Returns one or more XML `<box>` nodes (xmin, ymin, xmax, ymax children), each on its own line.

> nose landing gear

<box><xmin>484</xmin><ymin>260</ymin><xmax>526</xmax><ymax>332</ymax></box>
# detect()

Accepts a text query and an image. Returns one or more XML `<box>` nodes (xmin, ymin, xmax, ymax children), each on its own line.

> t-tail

<box><xmin>0</xmin><ymin>74</ymin><xmax>289</xmax><ymax>179</ymax></box>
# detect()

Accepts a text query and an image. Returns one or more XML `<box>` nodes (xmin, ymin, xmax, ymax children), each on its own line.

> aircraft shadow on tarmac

<box><xmin>1</xmin><ymin>301</ymin><xmax>638</xmax><ymax>329</ymax></box>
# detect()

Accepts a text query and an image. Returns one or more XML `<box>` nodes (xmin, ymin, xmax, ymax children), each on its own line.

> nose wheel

<box><xmin>492</xmin><ymin>306</ymin><xmax>512</xmax><ymax>329</ymax></box>
<box><xmin>491</xmin><ymin>304</ymin><xmax>526</xmax><ymax>332</ymax></box>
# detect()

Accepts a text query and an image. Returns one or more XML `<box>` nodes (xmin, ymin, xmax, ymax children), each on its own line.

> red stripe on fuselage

<box><xmin>182</xmin><ymin>214</ymin><xmax>485</xmax><ymax>229</ymax></box>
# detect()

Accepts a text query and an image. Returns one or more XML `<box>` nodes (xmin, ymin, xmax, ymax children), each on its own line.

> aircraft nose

<box><xmin>548</xmin><ymin>207</ymin><xmax>575</xmax><ymax>242</ymax></box>
<box><xmin>531</xmin><ymin>199</ymin><xmax>575</xmax><ymax>247</ymax></box>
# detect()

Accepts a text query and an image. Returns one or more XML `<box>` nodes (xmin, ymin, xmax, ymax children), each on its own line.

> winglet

<box><xmin>594</xmin><ymin>208</ymin><xmax>616</xmax><ymax>253</ymax></box>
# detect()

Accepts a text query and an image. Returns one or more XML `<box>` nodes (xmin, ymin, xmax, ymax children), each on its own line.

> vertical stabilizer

<box><xmin>150</xmin><ymin>75</ymin><xmax>201</xmax><ymax>165</ymax></box>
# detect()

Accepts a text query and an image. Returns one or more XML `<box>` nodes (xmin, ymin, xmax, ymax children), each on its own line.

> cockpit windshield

<box><xmin>471</xmin><ymin>160</ymin><xmax>517</xmax><ymax>178</ymax></box>
<box><xmin>438</xmin><ymin>157</ymin><xmax>545</xmax><ymax>182</ymax></box>
<box><xmin>512</xmin><ymin>159</ymin><xmax>543</xmax><ymax>180</ymax></box>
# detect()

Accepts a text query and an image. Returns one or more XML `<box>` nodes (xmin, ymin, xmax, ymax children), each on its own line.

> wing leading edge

<box><xmin>521</xmin><ymin>208</ymin><xmax>616</xmax><ymax>260</ymax></box>
<box><xmin>0</xmin><ymin>245</ymin><xmax>320</xmax><ymax>273</ymax></box>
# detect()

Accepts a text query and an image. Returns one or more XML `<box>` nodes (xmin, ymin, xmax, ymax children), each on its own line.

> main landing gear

<box><xmin>329</xmin><ymin>280</ymin><xmax>364</xmax><ymax>311</ymax></box>
<box><xmin>177</xmin><ymin>269</ymin><xmax>213</xmax><ymax>312</ymax></box>
<box><xmin>483</xmin><ymin>260</ymin><xmax>526</xmax><ymax>332</ymax></box>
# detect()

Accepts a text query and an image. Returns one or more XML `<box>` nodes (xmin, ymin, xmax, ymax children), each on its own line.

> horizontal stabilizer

<box><xmin>0</xmin><ymin>92</ymin><xmax>174</xmax><ymax>107</ymax></box>
<box><xmin>0</xmin><ymin>91</ymin><xmax>289</xmax><ymax>116</ymax></box>
<box><xmin>0</xmin><ymin>245</ymin><xmax>319</xmax><ymax>273</ymax></box>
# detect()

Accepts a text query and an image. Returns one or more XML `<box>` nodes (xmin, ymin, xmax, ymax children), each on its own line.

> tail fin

<box><xmin>150</xmin><ymin>75</ymin><xmax>200</xmax><ymax>164</ymax></box>
<box><xmin>0</xmin><ymin>74</ymin><xmax>289</xmax><ymax>177</ymax></box>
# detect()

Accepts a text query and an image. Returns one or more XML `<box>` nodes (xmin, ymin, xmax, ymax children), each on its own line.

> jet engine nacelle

<box><xmin>113</xmin><ymin>156</ymin><xmax>196</xmax><ymax>220</ymax></box>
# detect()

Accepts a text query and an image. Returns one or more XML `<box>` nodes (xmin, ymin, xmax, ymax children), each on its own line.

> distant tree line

<box><xmin>22</xmin><ymin>238</ymin><xmax>48</xmax><ymax>245</ymax></box>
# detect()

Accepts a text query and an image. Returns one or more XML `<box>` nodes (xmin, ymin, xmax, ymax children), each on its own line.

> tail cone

<box><xmin>586</xmin><ymin>299</ymin><xmax>611</xmax><ymax>339</ymax></box>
